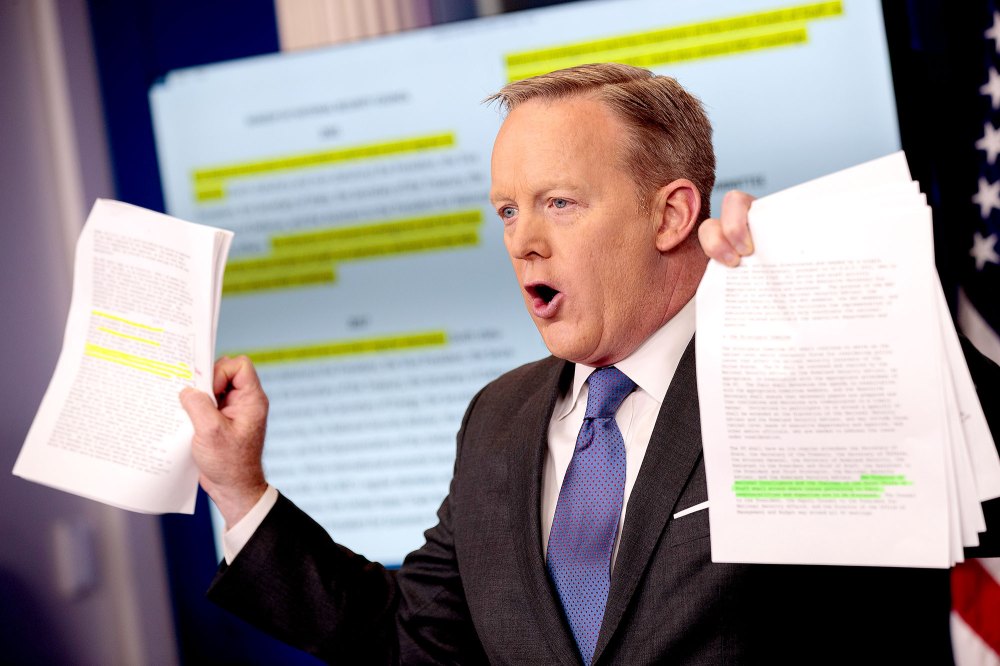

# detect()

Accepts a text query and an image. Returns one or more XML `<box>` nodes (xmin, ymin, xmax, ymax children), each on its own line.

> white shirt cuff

<box><xmin>222</xmin><ymin>484</ymin><xmax>279</xmax><ymax>565</ymax></box>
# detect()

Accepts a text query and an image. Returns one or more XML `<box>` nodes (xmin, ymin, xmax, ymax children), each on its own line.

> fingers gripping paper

<box><xmin>12</xmin><ymin>200</ymin><xmax>233</xmax><ymax>514</ymax></box>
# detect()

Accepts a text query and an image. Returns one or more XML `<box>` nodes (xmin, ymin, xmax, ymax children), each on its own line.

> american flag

<box><xmin>951</xmin><ymin>2</ymin><xmax>1000</xmax><ymax>664</ymax></box>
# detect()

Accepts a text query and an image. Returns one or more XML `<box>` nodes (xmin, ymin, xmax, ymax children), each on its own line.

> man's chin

<box><xmin>538</xmin><ymin>326</ymin><xmax>638</xmax><ymax>367</ymax></box>
<box><xmin>537</xmin><ymin>327</ymin><xmax>592</xmax><ymax>364</ymax></box>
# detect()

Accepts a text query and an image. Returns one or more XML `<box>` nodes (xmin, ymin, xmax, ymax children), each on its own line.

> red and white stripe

<box><xmin>952</xmin><ymin>557</ymin><xmax>1000</xmax><ymax>666</ymax></box>
<box><xmin>954</xmin><ymin>292</ymin><xmax>1000</xmax><ymax>665</ymax></box>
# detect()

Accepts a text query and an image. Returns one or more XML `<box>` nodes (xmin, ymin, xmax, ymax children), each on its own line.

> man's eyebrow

<box><xmin>489</xmin><ymin>182</ymin><xmax>587</xmax><ymax>205</ymax></box>
<box><xmin>539</xmin><ymin>180</ymin><xmax>585</xmax><ymax>193</ymax></box>
<box><xmin>492</xmin><ymin>182</ymin><xmax>583</xmax><ymax>198</ymax></box>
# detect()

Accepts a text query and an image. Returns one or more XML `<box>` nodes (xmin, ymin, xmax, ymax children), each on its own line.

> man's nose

<box><xmin>507</xmin><ymin>209</ymin><xmax>551</xmax><ymax>260</ymax></box>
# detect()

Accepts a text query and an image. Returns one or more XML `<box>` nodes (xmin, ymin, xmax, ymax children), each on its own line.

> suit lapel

<box><xmin>506</xmin><ymin>357</ymin><xmax>581</xmax><ymax>666</ymax></box>
<box><xmin>593</xmin><ymin>337</ymin><xmax>704</xmax><ymax>663</ymax></box>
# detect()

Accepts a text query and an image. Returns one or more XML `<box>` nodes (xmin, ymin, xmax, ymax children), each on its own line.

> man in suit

<box><xmin>180</xmin><ymin>63</ymin><xmax>999</xmax><ymax>664</ymax></box>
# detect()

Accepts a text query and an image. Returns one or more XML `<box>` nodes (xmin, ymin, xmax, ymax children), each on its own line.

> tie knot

<box><xmin>584</xmin><ymin>366</ymin><xmax>636</xmax><ymax>419</ymax></box>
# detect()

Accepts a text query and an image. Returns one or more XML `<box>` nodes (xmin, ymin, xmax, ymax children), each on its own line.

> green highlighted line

<box><xmin>84</xmin><ymin>343</ymin><xmax>192</xmax><ymax>380</ymax></box>
<box><xmin>505</xmin><ymin>0</ymin><xmax>841</xmax><ymax>82</ymax></box>
<box><xmin>733</xmin><ymin>475</ymin><xmax>912</xmax><ymax>500</ymax></box>
<box><xmin>192</xmin><ymin>132</ymin><xmax>455</xmax><ymax>202</ymax></box>
<box><xmin>230</xmin><ymin>330</ymin><xmax>447</xmax><ymax>365</ymax></box>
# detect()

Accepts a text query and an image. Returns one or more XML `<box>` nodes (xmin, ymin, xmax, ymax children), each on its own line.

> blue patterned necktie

<box><xmin>547</xmin><ymin>366</ymin><xmax>636</xmax><ymax>665</ymax></box>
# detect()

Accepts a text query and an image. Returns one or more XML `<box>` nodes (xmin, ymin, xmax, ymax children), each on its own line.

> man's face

<box><xmin>490</xmin><ymin>96</ymin><xmax>674</xmax><ymax>367</ymax></box>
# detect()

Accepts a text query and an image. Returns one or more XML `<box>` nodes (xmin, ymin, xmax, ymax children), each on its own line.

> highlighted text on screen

<box><xmin>229</xmin><ymin>330</ymin><xmax>448</xmax><ymax>365</ymax></box>
<box><xmin>192</xmin><ymin>132</ymin><xmax>455</xmax><ymax>202</ymax></box>
<box><xmin>505</xmin><ymin>1</ymin><xmax>843</xmax><ymax>82</ymax></box>
<box><xmin>222</xmin><ymin>209</ymin><xmax>483</xmax><ymax>295</ymax></box>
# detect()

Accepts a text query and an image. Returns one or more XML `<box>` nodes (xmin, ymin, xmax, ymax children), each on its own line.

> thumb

<box><xmin>180</xmin><ymin>388</ymin><xmax>224</xmax><ymax>435</ymax></box>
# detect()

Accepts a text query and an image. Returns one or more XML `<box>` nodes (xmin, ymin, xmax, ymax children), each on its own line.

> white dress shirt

<box><xmin>224</xmin><ymin>300</ymin><xmax>696</xmax><ymax>565</ymax></box>
<box><xmin>541</xmin><ymin>299</ymin><xmax>696</xmax><ymax>569</ymax></box>
<box><xmin>223</xmin><ymin>484</ymin><xmax>278</xmax><ymax>563</ymax></box>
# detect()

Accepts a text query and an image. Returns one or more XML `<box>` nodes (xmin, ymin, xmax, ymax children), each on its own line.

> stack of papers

<box><xmin>696</xmin><ymin>152</ymin><xmax>1000</xmax><ymax>568</ymax></box>
<box><xmin>12</xmin><ymin>200</ymin><xmax>232</xmax><ymax>514</ymax></box>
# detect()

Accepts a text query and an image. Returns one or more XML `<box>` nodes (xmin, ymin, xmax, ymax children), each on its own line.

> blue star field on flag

<box><xmin>967</xmin><ymin>5</ymin><xmax>1000</xmax><ymax>331</ymax></box>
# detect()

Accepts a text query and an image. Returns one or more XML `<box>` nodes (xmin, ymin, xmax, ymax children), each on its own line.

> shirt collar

<box><xmin>556</xmin><ymin>298</ymin><xmax>697</xmax><ymax>420</ymax></box>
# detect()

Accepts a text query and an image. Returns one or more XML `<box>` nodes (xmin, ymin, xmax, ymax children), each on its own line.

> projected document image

<box><xmin>183</xmin><ymin>115</ymin><xmax>520</xmax><ymax>561</ymax></box>
<box><xmin>150</xmin><ymin>0</ymin><xmax>900</xmax><ymax>563</ymax></box>
<box><xmin>158</xmin><ymin>84</ymin><xmax>529</xmax><ymax>560</ymax></box>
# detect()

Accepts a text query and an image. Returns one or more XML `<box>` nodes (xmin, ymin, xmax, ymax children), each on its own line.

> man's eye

<box><xmin>552</xmin><ymin>198</ymin><xmax>568</xmax><ymax>209</ymax></box>
<box><xmin>500</xmin><ymin>206</ymin><xmax>517</xmax><ymax>219</ymax></box>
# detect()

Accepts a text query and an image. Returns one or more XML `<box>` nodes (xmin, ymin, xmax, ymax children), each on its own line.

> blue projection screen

<box><xmin>150</xmin><ymin>0</ymin><xmax>899</xmax><ymax>565</ymax></box>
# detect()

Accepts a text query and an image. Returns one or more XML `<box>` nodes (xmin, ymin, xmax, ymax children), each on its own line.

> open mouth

<box><xmin>528</xmin><ymin>283</ymin><xmax>560</xmax><ymax>305</ymax></box>
<box><xmin>525</xmin><ymin>282</ymin><xmax>563</xmax><ymax>318</ymax></box>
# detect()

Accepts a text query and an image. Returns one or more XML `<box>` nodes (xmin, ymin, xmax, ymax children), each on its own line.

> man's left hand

<box><xmin>699</xmin><ymin>190</ymin><xmax>755</xmax><ymax>266</ymax></box>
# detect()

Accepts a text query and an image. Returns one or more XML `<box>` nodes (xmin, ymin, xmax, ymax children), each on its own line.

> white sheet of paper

<box><xmin>696</xmin><ymin>154</ymin><xmax>960</xmax><ymax>568</ymax></box>
<box><xmin>747</xmin><ymin>152</ymin><xmax>914</xmax><ymax>208</ymax></box>
<box><xmin>12</xmin><ymin>200</ymin><xmax>232</xmax><ymax>514</ymax></box>
<box><xmin>739</xmin><ymin>152</ymin><xmax>999</xmax><ymax>542</ymax></box>
<box><xmin>935</xmin><ymin>283</ymin><xmax>1000</xmax><ymax>502</ymax></box>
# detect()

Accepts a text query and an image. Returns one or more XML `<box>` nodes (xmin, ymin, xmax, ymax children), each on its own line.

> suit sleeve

<box><xmin>961</xmin><ymin>334</ymin><xmax>1000</xmax><ymax>558</ymax></box>
<box><xmin>205</xmin><ymin>388</ymin><xmax>489</xmax><ymax>665</ymax></box>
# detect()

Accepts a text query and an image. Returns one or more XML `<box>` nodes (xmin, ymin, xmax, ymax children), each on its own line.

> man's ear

<box><xmin>652</xmin><ymin>179</ymin><xmax>701</xmax><ymax>253</ymax></box>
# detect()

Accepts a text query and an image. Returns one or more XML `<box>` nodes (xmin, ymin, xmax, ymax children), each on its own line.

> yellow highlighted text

<box><xmin>231</xmin><ymin>330</ymin><xmax>447</xmax><ymax>365</ymax></box>
<box><xmin>192</xmin><ymin>132</ymin><xmax>455</xmax><ymax>202</ymax></box>
<box><xmin>505</xmin><ymin>1</ymin><xmax>841</xmax><ymax>82</ymax></box>
<box><xmin>223</xmin><ymin>266</ymin><xmax>337</xmax><ymax>295</ymax></box>
<box><xmin>97</xmin><ymin>327</ymin><xmax>160</xmax><ymax>346</ymax></box>
<box><xmin>84</xmin><ymin>343</ymin><xmax>192</xmax><ymax>380</ymax></box>
<box><xmin>223</xmin><ymin>209</ymin><xmax>482</xmax><ymax>296</ymax></box>
<box><xmin>91</xmin><ymin>310</ymin><xmax>163</xmax><ymax>332</ymax></box>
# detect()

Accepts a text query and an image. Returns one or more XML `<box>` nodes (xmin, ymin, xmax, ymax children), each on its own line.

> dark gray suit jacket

<box><xmin>208</xmin><ymin>339</ymin><xmax>999</xmax><ymax>664</ymax></box>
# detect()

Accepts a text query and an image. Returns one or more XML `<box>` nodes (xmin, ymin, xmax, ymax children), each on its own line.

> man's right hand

<box><xmin>180</xmin><ymin>355</ymin><xmax>269</xmax><ymax>528</ymax></box>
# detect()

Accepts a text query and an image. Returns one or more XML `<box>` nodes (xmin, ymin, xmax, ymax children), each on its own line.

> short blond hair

<box><xmin>486</xmin><ymin>63</ymin><xmax>716</xmax><ymax>220</ymax></box>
